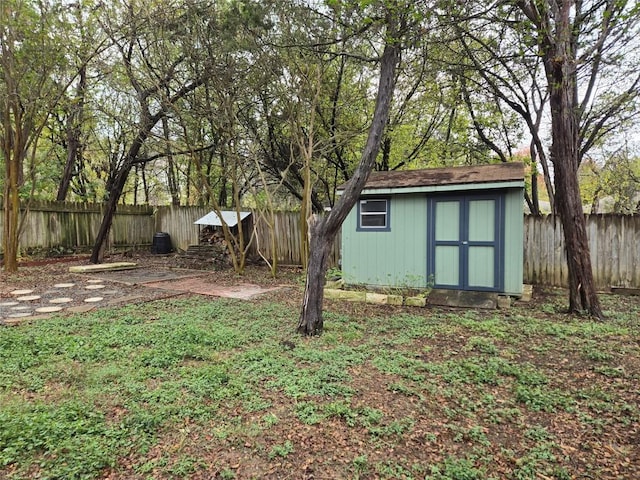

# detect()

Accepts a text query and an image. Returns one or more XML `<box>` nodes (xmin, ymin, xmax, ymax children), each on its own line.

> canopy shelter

<box><xmin>194</xmin><ymin>210</ymin><xmax>253</xmax><ymax>248</ymax></box>
<box><xmin>194</xmin><ymin>211</ymin><xmax>251</xmax><ymax>227</ymax></box>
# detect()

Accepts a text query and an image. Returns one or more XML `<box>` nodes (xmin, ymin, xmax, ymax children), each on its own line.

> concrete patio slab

<box><xmin>1</xmin><ymin>266</ymin><xmax>277</xmax><ymax>325</ymax></box>
<box><xmin>143</xmin><ymin>276</ymin><xmax>281</xmax><ymax>300</ymax></box>
<box><xmin>86</xmin><ymin>267</ymin><xmax>206</xmax><ymax>285</ymax></box>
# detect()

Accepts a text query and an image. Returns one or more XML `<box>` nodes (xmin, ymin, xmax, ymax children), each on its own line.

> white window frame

<box><xmin>357</xmin><ymin>198</ymin><xmax>390</xmax><ymax>231</ymax></box>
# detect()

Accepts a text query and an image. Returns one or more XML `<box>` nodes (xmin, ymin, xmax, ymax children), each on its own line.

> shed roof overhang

<box><xmin>194</xmin><ymin>210</ymin><xmax>251</xmax><ymax>227</ymax></box>
<box><xmin>337</xmin><ymin>162</ymin><xmax>525</xmax><ymax>195</ymax></box>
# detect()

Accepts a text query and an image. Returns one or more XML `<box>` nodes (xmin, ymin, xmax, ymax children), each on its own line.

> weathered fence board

<box><xmin>0</xmin><ymin>202</ymin><xmax>340</xmax><ymax>268</ymax></box>
<box><xmin>155</xmin><ymin>205</ymin><xmax>210</xmax><ymax>252</ymax></box>
<box><xmin>2</xmin><ymin>202</ymin><xmax>638</xmax><ymax>288</ymax></box>
<box><xmin>250</xmin><ymin>211</ymin><xmax>340</xmax><ymax>267</ymax></box>
<box><xmin>0</xmin><ymin>201</ymin><xmax>154</xmax><ymax>253</ymax></box>
<box><xmin>523</xmin><ymin>214</ymin><xmax>640</xmax><ymax>289</ymax></box>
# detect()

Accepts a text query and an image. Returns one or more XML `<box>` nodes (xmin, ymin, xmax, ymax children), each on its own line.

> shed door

<box><xmin>428</xmin><ymin>194</ymin><xmax>504</xmax><ymax>291</ymax></box>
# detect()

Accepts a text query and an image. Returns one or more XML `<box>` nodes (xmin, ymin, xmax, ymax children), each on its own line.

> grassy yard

<box><xmin>1</xmin><ymin>287</ymin><xmax>639</xmax><ymax>479</ymax></box>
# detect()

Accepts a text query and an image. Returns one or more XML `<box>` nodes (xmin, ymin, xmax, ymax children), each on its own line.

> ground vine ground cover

<box><xmin>0</xmin><ymin>261</ymin><xmax>639</xmax><ymax>479</ymax></box>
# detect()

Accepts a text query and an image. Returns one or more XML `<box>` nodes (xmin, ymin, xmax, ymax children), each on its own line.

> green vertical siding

<box><xmin>342</xmin><ymin>186</ymin><xmax>524</xmax><ymax>295</ymax></box>
<box><xmin>435</xmin><ymin>245</ymin><xmax>459</xmax><ymax>285</ymax></box>
<box><xmin>503</xmin><ymin>188</ymin><xmax>524</xmax><ymax>295</ymax></box>
<box><xmin>342</xmin><ymin>194</ymin><xmax>427</xmax><ymax>287</ymax></box>
<box><xmin>468</xmin><ymin>200</ymin><xmax>495</xmax><ymax>241</ymax></box>
<box><xmin>468</xmin><ymin>246</ymin><xmax>495</xmax><ymax>287</ymax></box>
<box><xmin>435</xmin><ymin>202</ymin><xmax>460</xmax><ymax>241</ymax></box>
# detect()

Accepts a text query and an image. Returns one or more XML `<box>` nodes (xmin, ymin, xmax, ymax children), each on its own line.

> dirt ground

<box><xmin>0</xmin><ymin>252</ymin><xmax>302</xmax><ymax>325</ymax></box>
<box><xmin>2</xmin><ymin>253</ymin><xmax>640</xmax><ymax>479</ymax></box>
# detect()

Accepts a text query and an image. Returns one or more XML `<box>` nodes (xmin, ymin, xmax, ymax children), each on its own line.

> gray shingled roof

<box><xmin>338</xmin><ymin>162</ymin><xmax>525</xmax><ymax>190</ymax></box>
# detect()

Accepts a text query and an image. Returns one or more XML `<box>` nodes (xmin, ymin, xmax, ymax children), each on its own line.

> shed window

<box><xmin>358</xmin><ymin>198</ymin><xmax>390</xmax><ymax>231</ymax></box>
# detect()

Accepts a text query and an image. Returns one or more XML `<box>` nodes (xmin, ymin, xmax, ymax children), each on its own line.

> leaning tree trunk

<box><xmin>90</xmin><ymin>163</ymin><xmax>133</xmax><ymax>263</ymax></box>
<box><xmin>298</xmin><ymin>218</ymin><xmax>333</xmax><ymax>335</ymax></box>
<box><xmin>57</xmin><ymin>65</ymin><xmax>86</xmax><ymax>202</ymax></box>
<box><xmin>90</xmin><ymin>119</ymin><xmax>149</xmax><ymax>263</ymax></box>
<box><xmin>298</xmin><ymin>18</ymin><xmax>402</xmax><ymax>335</ymax></box>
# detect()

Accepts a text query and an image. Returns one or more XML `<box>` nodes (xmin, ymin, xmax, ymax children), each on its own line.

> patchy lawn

<box><xmin>0</xmin><ymin>275</ymin><xmax>639</xmax><ymax>479</ymax></box>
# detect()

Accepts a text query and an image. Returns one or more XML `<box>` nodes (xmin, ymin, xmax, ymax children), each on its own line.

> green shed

<box><xmin>339</xmin><ymin>162</ymin><xmax>525</xmax><ymax>296</ymax></box>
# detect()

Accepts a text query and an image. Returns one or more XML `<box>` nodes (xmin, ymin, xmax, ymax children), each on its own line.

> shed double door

<box><xmin>427</xmin><ymin>194</ymin><xmax>504</xmax><ymax>291</ymax></box>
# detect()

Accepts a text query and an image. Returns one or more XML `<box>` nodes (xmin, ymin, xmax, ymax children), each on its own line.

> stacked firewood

<box><xmin>188</xmin><ymin>226</ymin><xmax>235</xmax><ymax>269</ymax></box>
<box><xmin>198</xmin><ymin>226</ymin><xmax>220</xmax><ymax>244</ymax></box>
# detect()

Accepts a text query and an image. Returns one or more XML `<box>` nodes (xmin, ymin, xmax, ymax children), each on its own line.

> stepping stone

<box><xmin>49</xmin><ymin>297</ymin><xmax>73</xmax><ymax>304</ymax></box>
<box><xmin>16</xmin><ymin>295</ymin><xmax>41</xmax><ymax>301</ymax></box>
<box><xmin>7</xmin><ymin>312</ymin><xmax>32</xmax><ymax>318</ymax></box>
<box><xmin>84</xmin><ymin>297</ymin><xmax>104</xmax><ymax>303</ymax></box>
<box><xmin>10</xmin><ymin>306</ymin><xmax>31</xmax><ymax>311</ymax></box>
<box><xmin>0</xmin><ymin>301</ymin><xmax>19</xmax><ymax>307</ymax></box>
<box><xmin>35</xmin><ymin>306</ymin><xmax>64</xmax><ymax>313</ymax></box>
<box><xmin>85</xmin><ymin>285</ymin><xmax>106</xmax><ymax>290</ymax></box>
<box><xmin>87</xmin><ymin>279</ymin><xmax>104</xmax><ymax>284</ymax></box>
<box><xmin>54</xmin><ymin>283</ymin><xmax>75</xmax><ymax>288</ymax></box>
<box><xmin>10</xmin><ymin>289</ymin><xmax>33</xmax><ymax>295</ymax></box>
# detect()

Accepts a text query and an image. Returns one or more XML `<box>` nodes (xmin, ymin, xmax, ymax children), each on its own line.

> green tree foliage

<box><xmin>444</xmin><ymin>0</ymin><xmax>640</xmax><ymax>318</ymax></box>
<box><xmin>1</xmin><ymin>0</ymin><xmax>81</xmax><ymax>271</ymax></box>
<box><xmin>298</xmin><ymin>0</ymin><xmax>435</xmax><ymax>335</ymax></box>
<box><xmin>3</xmin><ymin>0</ymin><xmax>640</xmax><ymax>287</ymax></box>
<box><xmin>580</xmin><ymin>147</ymin><xmax>640</xmax><ymax>214</ymax></box>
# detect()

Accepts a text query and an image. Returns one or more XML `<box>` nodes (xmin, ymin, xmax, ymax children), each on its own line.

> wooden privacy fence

<box><xmin>0</xmin><ymin>201</ymin><xmax>340</xmax><ymax>268</ymax></box>
<box><xmin>2</xmin><ymin>201</ymin><xmax>638</xmax><ymax>288</ymax></box>
<box><xmin>251</xmin><ymin>211</ymin><xmax>341</xmax><ymax>267</ymax></box>
<box><xmin>524</xmin><ymin>214</ymin><xmax>640</xmax><ymax>289</ymax></box>
<box><xmin>0</xmin><ymin>201</ymin><xmax>155</xmax><ymax>253</ymax></box>
<box><xmin>155</xmin><ymin>206</ymin><xmax>340</xmax><ymax>266</ymax></box>
<box><xmin>154</xmin><ymin>205</ymin><xmax>210</xmax><ymax>254</ymax></box>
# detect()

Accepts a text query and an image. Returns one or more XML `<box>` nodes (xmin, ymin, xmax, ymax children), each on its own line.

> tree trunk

<box><xmin>163</xmin><ymin>116</ymin><xmax>181</xmax><ymax>206</ymax></box>
<box><xmin>553</xmin><ymin>159</ymin><xmax>603</xmax><ymax>317</ymax></box>
<box><xmin>133</xmin><ymin>164</ymin><xmax>140</xmax><ymax>206</ymax></box>
<box><xmin>90</xmin><ymin>163</ymin><xmax>133</xmax><ymax>263</ymax></box>
<box><xmin>91</xmin><ymin>119</ymin><xmax>151</xmax><ymax>263</ymax></box>
<box><xmin>2</xmin><ymin>91</ymin><xmax>25</xmax><ymax>273</ymax></box>
<box><xmin>529</xmin><ymin>155</ymin><xmax>540</xmax><ymax>215</ymax></box>
<box><xmin>298</xmin><ymin>20</ymin><xmax>401</xmax><ymax>335</ymax></box>
<box><xmin>56</xmin><ymin>130</ymin><xmax>78</xmax><ymax>202</ymax></box>
<box><xmin>57</xmin><ymin>65</ymin><xmax>86</xmax><ymax>202</ymax></box>
<box><xmin>379</xmin><ymin>135</ymin><xmax>391</xmax><ymax>171</ymax></box>
<box><xmin>2</xmin><ymin>155</ymin><xmax>21</xmax><ymax>272</ymax></box>
<box><xmin>543</xmin><ymin>2</ymin><xmax>603</xmax><ymax>319</ymax></box>
<box><xmin>549</xmin><ymin>93</ymin><xmax>603</xmax><ymax>317</ymax></box>
<box><xmin>298</xmin><ymin>219</ymin><xmax>332</xmax><ymax>335</ymax></box>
